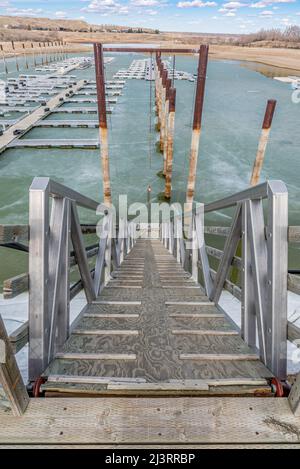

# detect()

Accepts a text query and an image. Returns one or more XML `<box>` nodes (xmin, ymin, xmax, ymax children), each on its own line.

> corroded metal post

<box><xmin>31</xmin><ymin>42</ymin><xmax>37</xmax><ymax>67</ymax></box>
<box><xmin>156</xmin><ymin>61</ymin><xmax>163</xmax><ymax>132</ymax></box>
<box><xmin>250</xmin><ymin>99</ymin><xmax>276</xmax><ymax>186</ymax></box>
<box><xmin>163</xmin><ymin>78</ymin><xmax>171</xmax><ymax>175</ymax></box>
<box><xmin>155</xmin><ymin>53</ymin><xmax>160</xmax><ymax>119</ymax></box>
<box><xmin>94</xmin><ymin>43</ymin><xmax>112</xmax><ymax>205</ymax></box>
<box><xmin>186</xmin><ymin>44</ymin><xmax>209</xmax><ymax>207</ymax></box>
<box><xmin>0</xmin><ymin>45</ymin><xmax>8</xmax><ymax>75</ymax></box>
<box><xmin>159</xmin><ymin>69</ymin><xmax>168</xmax><ymax>152</ymax></box>
<box><xmin>164</xmin><ymin>87</ymin><xmax>176</xmax><ymax>199</ymax></box>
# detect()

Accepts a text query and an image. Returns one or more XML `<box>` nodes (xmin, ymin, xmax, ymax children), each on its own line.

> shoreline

<box><xmin>1</xmin><ymin>40</ymin><xmax>300</xmax><ymax>75</ymax></box>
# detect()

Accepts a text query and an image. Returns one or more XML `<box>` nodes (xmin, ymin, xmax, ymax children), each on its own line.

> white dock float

<box><xmin>33</xmin><ymin>120</ymin><xmax>99</xmax><ymax>128</ymax></box>
<box><xmin>50</xmin><ymin>107</ymin><xmax>113</xmax><ymax>114</ymax></box>
<box><xmin>8</xmin><ymin>139</ymin><xmax>100</xmax><ymax>149</ymax></box>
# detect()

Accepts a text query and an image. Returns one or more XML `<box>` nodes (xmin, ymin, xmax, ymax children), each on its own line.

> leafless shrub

<box><xmin>0</xmin><ymin>28</ymin><xmax>60</xmax><ymax>42</ymax></box>
<box><xmin>233</xmin><ymin>26</ymin><xmax>300</xmax><ymax>47</ymax></box>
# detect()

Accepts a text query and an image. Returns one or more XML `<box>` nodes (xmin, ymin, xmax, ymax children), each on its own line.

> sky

<box><xmin>0</xmin><ymin>0</ymin><xmax>300</xmax><ymax>34</ymax></box>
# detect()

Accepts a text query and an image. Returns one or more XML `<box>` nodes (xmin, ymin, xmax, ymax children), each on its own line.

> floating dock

<box><xmin>50</xmin><ymin>107</ymin><xmax>113</xmax><ymax>114</ymax></box>
<box><xmin>8</xmin><ymin>139</ymin><xmax>99</xmax><ymax>149</ymax></box>
<box><xmin>0</xmin><ymin>79</ymin><xmax>86</xmax><ymax>154</ymax></box>
<box><xmin>33</xmin><ymin>120</ymin><xmax>99</xmax><ymax>128</ymax></box>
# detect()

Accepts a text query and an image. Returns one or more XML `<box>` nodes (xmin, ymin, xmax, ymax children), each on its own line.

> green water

<box><xmin>0</xmin><ymin>52</ymin><xmax>300</xmax><ymax>287</ymax></box>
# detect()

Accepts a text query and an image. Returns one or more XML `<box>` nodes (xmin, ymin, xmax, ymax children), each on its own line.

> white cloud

<box><xmin>177</xmin><ymin>1</ymin><xmax>217</xmax><ymax>8</ymax></box>
<box><xmin>218</xmin><ymin>1</ymin><xmax>247</xmax><ymax>15</ymax></box>
<box><xmin>119</xmin><ymin>5</ymin><xmax>129</xmax><ymax>13</ymax></box>
<box><xmin>0</xmin><ymin>1</ymin><xmax>10</xmax><ymax>7</ymax></box>
<box><xmin>131</xmin><ymin>0</ymin><xmax>159</xmax><ymax>5</ymax></box>
<box><xmin>55</xmin><ymin>11</ymin><xmax>67</xmax><ymax>18</ymax></box>
<box><xmin>81</xmin><ymin>0</ymin><xmax>121</xmax><ymax>14</ymax></box>
<box><xmin>251</xmin><ymin>0</ymin><xmax>295</xmax><ymax>8</ymax></box>
<box><xmin>5</xmin><ymin>7</ymin><xmax>43</xmax><ymax>16</ymax></box>
<box><xmin>146</xmin><ymin>8</ymin><xmax>158</xmax><ymax>14</ymax></box>
<box><xmin>260</xmin><ymin>9</ymin><xmax>274</xmax><ymax>15</ymax></box>
<box><xmin>223</xmin><ymin>2</ymin><xmax>246</xmax><ymax>8</ymax></box>
<box><xmin>281</xmin><ymin>16</ymin><xmax>292</xmax><ymax>23</ymax></box>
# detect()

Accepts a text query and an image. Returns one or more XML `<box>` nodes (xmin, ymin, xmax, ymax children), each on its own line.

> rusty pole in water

<box><xmin>31</xmin><ymin>43</ymin><xmax>37</xmax><ymax>67</ymax></box>
<box><xmin>0</xmin><ymin>45</ymin><xmax>8</xmax><ymax>75</ymax></box>
<box><xmin>163</xmin><ymin>77</ymin><xmax>171</xmax><ymax>175</ymax></box>
<box><xmin>94</xmin><ymin>43</ymin><xmax>112</xmax><ymax>205</ymax></box>
<box><xmin>250</xmin><ymin>99</ymin><xmax>276</xmax><ymax>186</ymax></box>
<box><xmin>155</xmin><ymin>53</ymin><xmax>160</xmax><ymax>118</ymax></box>
<box><xmin>156</xmin><ymin>61</ymin><xmax>163</xmax><ymax>132</ymax></box>
<box><xmin>159</xmin><ymin>68</ymin><xmax>168</xmax><ymax>152</ymax></box>
<box><xmin>164</xmin><ymin>87</ymin><xmax>176</xmax><ymax>199</ymax></box>
<box><xmin>186</xmin><ymin>44</ymin><xmax>209</xmax><ymax>207</ymax></box>
<box><xmin>22</xmin><ymin>43</ymin><xmax>29</xmax><ymax>69</ymax></box>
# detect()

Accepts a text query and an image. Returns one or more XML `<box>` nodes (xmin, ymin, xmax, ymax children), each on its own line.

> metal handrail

<box><xmin>28</xmin><ymin>177</ymin><xmax>139</xmax><ymax>382</ymax></box>
<box><xmin>203</xmin><ymin>180</ymin><xmax>287</xmax><ymax>213</ymax></box>
<box><xmin>29</xmin><ymin>177</ymin><xmax>109</xmax><ymax>213</ymax></box>
<box><xmin>161</xmin><ymin>180</ymin><xmax>289</xmax><ymax>380</ymax></box>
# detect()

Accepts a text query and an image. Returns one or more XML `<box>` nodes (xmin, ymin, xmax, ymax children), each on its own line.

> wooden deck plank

<box><xmin>61</xmin><ymin>335</ymin><xmax>138</xmax><ymax>355</ymax></box>
<box><xmin>0</xmin><ymin>398</ymin><xmax>300</xmax><ymax>444</ymax></box>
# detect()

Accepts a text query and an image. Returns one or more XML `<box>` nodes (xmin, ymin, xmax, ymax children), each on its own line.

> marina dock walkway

<box><xmin>42</xmin><ymin>239</ymin><xmax>273</xmax><ymax>397</ymax></box>
<box><xmin>0</xmin><ymin>79</ymin><xmax>86</xmax><ymax>154</ymax></box>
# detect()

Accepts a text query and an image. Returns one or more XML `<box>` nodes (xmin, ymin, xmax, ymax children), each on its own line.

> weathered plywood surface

<box><xmin>44</xmin><ymin>240</ymin><xmax>273</xmax><ymax>394</ymax></box>
<box><xmin>3</xmin><ymin>273</ymin><xmax>29</xmax><ymax>299</ymax></box>
<box><xmin>1</xmin><ymin>444</ymin><xmax>300</xmax><ymax>448</ymax></box>
<box><xmin>0</xmin><ymin>397</ymin><xmax>300</xmax><ymax>444</ymax></box>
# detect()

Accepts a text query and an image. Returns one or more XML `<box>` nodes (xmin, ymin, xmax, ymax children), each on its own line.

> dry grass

<box><xmin>1</xmin><ymin>17</ymin><xmax>300</xmax><ymax>72</ymax></box>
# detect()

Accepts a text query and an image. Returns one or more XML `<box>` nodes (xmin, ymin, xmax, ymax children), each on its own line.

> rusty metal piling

<box><xmin>163</xmin><ymin>78</ymin><xmax>171</xmax><ymax>175</ymax></box>
<box><xmin>164</xmin><ymin>88</ymin><xmax>176</xmax><ymax>199</ymax></box>
<box><xmin>186</xmin><ymin>44</ymin><xmax>209</xmax><ymax>207</ymax></box>
<box><xmin>250</xmin><ymin>99</ymin><xmax>277</xmax><ymax>186</ymax></box>
<box><xmin>94</xmin><ymin>43</ymin><xmax>112</xmax><ymax>205</ymax></box>
<box><xmin>0</xmin><ymin>45</ymin><xmax>8</xmax><ymax>75</ymax></box>
<box><xmin>159</xmin><ymin>68</ymin><xmax>168</xmax><ymax>152</ymax></box>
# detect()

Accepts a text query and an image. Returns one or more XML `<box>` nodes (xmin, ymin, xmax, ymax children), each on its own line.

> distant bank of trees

<box><xmin>234</xmin><ymin>25</ymin><xmax>300</xmax><ymax>46</ymax></box>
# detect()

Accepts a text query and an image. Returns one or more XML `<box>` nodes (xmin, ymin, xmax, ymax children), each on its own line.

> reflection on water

<box><xmin>240</xmin><ymin>61</ymin><xmax>300</xmax><ymax>79</ymax></box>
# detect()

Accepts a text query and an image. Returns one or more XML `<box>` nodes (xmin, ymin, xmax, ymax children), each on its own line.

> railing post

<box><xmin>191</xmin><ymin>217</ymin><xmax>198</xmax><ymax>282</ymax></box>
<box><xmin>104</xmin><ymin>213</ymin><xmax>112</xmax><ymax>285</ymax></box>
<box><xmin>241</xmin><ymin>201</ymin><xmax>256</xmax><ymax>348</ymax></box>
<box><xmin>195</xmin><ymin>205</ymin><xmax>213</xmax><ymax>297</ymax></box>
<box><xmin>124</xmin><ymin>218</ymin><xmax>129</xmax><ymax>254</ymax></box>
<box><xmin>48</xmin><ymin>197</ymin><xmax>71</xmax><ymax>358</ymax></box>
<box><xmin>119</xmin><ymin>218</ymin><xmax>125</xmax><ymax>264</ymax></box>
<box><xmin>164</xmin><ymin>223</ymin><xmax>168</xmax><ymax>248</ymax></box>
<box><xmin>169</xmin><ymin>221</ymin><xmax>174</xmax><ymax>255</ymax></box>
<box><xmin>28</xmin><ymin>178</ymin><xmax>50</xmax><ymax>382</ymax></box>
<box><xmin>70</xmin><ymin>202</ymin><xmax>96</xmax><ymax>303</ymax></box>
<box><xmin>266</xmin><ymin>181</ymin><xmax>288</xmax><ymax>379</ymax></box>
<box><xmin>175</xmin><ymin>218</ymin><xmax>180</xmax><ymax>263</ymax></box>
